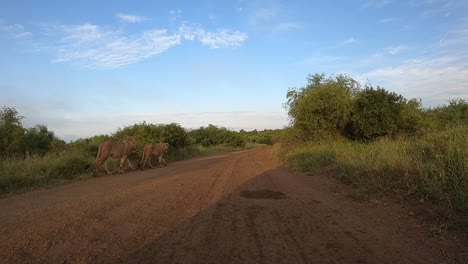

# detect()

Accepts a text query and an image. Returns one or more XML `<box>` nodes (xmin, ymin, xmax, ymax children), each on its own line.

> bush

<box><xmin>239</xmin><ymin>129</ymin><xmax>281</xmax><ymax>145</ymax></box>
<box><xmin>159</xmin><ymin>123</ymin><xmax>190</xmax><ymax>147</ymax></box>
<box><xmin>0</xmin><ymin>150</ymin><xmax>93</xmax><ymax>194</ymax></box>
<box><xmin>189</xmin><ymin>125</ymin><xmax>245</xmax><ymax>147</ymax></box>
<box><xmin>278</xmin><ymin>126</ymin><xmax>468</xmax><ymax>227</ymax></box>
<box><xmin>113</xmin><ymin>122</ymin><xmax>189</xmax><ymax>148</ymax></box>
<box><xmin>287</xmin><ymin>146</ymin><xmax>336</xmax><ymax>173</ymax></box>
<box><xmin>348</xmin><ymin>86</ymin><xmax>422</xmax><ymax>141</ymax></box>
<box><xmin>412</xmin><ymin>126</ymin><xmax>468</xmax><ymax>218</ymax></box>
<box><xmin>422</xmin><ymin>99</ymin><xmax>468</xmax><ymax>132</ymax></box>
<box><xmin>285</xmin><ymin>74</ymin><xmax>355</xmax><ymax>136</ymax></box>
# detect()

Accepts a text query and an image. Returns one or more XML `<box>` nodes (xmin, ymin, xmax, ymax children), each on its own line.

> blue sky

<box><xmin>1</xmin><ymin>0</ymin><xmax>467</xmax><ymax>141</ymax></box>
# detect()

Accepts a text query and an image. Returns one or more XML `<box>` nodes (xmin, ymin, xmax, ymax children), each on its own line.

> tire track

<box><xmin>0</xmin><ymin>147</ymin><xmax>465</xmax><ymax>264</ymax></box>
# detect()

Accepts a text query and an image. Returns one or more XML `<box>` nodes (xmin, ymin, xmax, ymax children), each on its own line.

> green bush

<box><xmin>422</xmin><ymin>99</ymin><xmax>468</xmax><ymax>131</ymax></box>
<box><xmin>189</xmin><ymin>125</ymin><xmax>245</xmax><ymax>147</ymax></box>
<box><xmin>0</xmin><ymin>150</ymin><xmax>93</xmax><ymax>194</ymax></box>
<box><xmin>239</xmin><ymin>129</ymin><xmax>281</xmax><ymax>145</ymax></box>
<box><xmin>287</xmin><ymin>146</ymin><xmax>336</xmax><ymax>173</ymax></box>
<box><xmin>160</xmin><ymin>123</ymin><xmax>190</xmax><ymax>147</ymax></box>
<box><xmin>114</xmin><ymin>122</ymin><xmax>189</xmax><ymax>148</ymax></box>
<box><xmin>348</xmin><ymin>86</ymin><xmax>422</xmax><ymax>141</ymax></box>
<box><xmin>279</xmin><ymin>126</ymin><xmax>467</xmax><ymax>227</ymax></box>
<box><xmin>0</xmin><ymin>107</ymin><xmax>26</xmax><ymax>157</ymax></box>
<box><xmin>256</xmin><ymin>135</ymin><xmax>274</xmax><ymax>145</ymax></box>
<box><xmin>412</xmin><ymin>126</ymin><xmax>468</xmax><ymax>219</ymax></box>
<box><xmin>285</xmin><ymin>73</ymin><xmax>356</xmax><ymax>136</ymax></box>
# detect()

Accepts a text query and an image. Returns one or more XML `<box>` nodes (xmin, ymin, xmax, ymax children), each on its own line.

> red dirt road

<box><xmin>1</xmin><ymin>147</ymin><xmax>466</xmax><ymax>263</ymax></box>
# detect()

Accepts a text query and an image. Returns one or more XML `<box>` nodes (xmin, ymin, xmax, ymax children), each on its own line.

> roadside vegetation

<box><xmin>276</xmin><ymin>73</ymin><xmax>467</xmax><ymax>229</ymax></box>
<box><xmin>0</xmin><ymin>107</ymin><xmax>278</xmax><ymax>195</ymax></box>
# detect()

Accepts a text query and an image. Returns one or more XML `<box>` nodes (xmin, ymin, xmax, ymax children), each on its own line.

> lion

<box><xmin>93</xmin><ymin>138</ymin><xmax>138</xmax><ymax>176</ymax></box>
<box><xmin>139</xmin><ymin>142</ymin><xmax>169</xmax><ymax>169</ymax></box>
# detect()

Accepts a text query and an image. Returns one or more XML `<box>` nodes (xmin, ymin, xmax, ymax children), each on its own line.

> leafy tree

<box><xmin>423</xmin><ymin>99</ymin><xmax>468</xmax><ymax>131</ymax></box>
<box><xmin>50</xmin><ymin>138</ymin><xmax>67</xmax><ymax>152</ymax></box>
<box><xmin>239</xmin><ymin>129</ymin><xmax>280</xmax><ymax>145</ymax></box>
<box><xmin>348</xmin><ymin>86</ymin><xmax>421</xmax><ymax>140</ymax></box>
<box><xmin>285</xmin><ymin>74</ymin><xmax>357</xmax><ymax>137</ymax></box>
<box><xmin>22</xmin><ymin>125</ymin><xmax>56</xmax><ymax>155</ymax></box>
<box><xmin>114</xmin><ymin>122</ymin><xmax>189</xmax><ymax>148</ymax></box>
<box><xmin>400</xmin><ymin>98</ymin><xmax>423</xmax><ymax>134</ymax></box>
<box><xmin>0</xmin><ymin>106</ymin><xmax>25</xmax><ymax>156</ymax></box>
<box><xmin>160</xmin><ymin>123</ymin><xmax>189</xmax><ymax>147</ymax></box>
<box><xmin>190</xmin><ymin>125</ymin><xmax>245</xmax><ymax>147</ymax></box>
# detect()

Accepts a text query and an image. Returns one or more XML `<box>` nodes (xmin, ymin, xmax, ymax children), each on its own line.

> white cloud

<box><xmin>169</xmin><ymin>10</ymin><xmax>182</xmax><ymax>21</ymax></box>
<box><xmin>386</xmin><ymin>45</ymin><xmax>408</xmax><ymax>54</ymax></box>
<box><xmin>359</xmin><ymin>53</ymin><xmax>384</xmax><ymax>66</ymax></box>
<box><xmin>359</xmin><ymin>22</ymin><xmax>468</xmax><ymax>106</ymax></box>
<box><xmin>356</xmin><ymin>20</ymin><xmax>467</xmax><ymax>106</ymax></box>
<box><xmin>43</xmin><ymin>22</ymin><xmax>248</xmax><ymax>68</ymax></box>
<box><xmin>179</xmin><ymin>24</ymin><xmax>248</xmax><ymax>48</ymax></box>
<box><xmin>53</xmin><ymin>24</ymin><xmax>181</xmax><ymax>69</ymax></box>
<box><xmin>359</xmin><ymin>55</ymin><xmax>468</xmax><ymax>106</ymax></box>
<box><xmin>378</xmin><ymin>17</ymin><xmax>399</xmax><ymax>24</ymax></box>
<box><xmin>116</xmin><ymin>13</ymin><xmax>149</xmax><ymax>23</ymax></box>
<box><xmin>344</xmin><ymin>37</ymin><xmax>357</xmax><ymax>44</ymax></box>
<box><xmin>14</xmin><ymin>32</ymin><xmax>33</xmax><ymax>39</ymax></box>
<box><xmin>0</xmin><ymin>23</ymin><xmax>24</xmax><ymax>32</ymax></box>
<box><xmin>0</xmin><ymin>23</ymin><xmax>32</xmax><ymax>39</ymax></box>
<box><xmin>62</xmin><ymin>23</ymin><xmax>110</xmax><ymax>43</ymax></box>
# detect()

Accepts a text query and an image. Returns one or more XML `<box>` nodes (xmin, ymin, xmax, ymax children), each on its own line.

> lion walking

<box><xmin>139</xmin><ymin>142</ymin><xmax>169</xmax><ymax>169</ymax></box>
<box><xmin>94</xmin><ymin>139</ymin><xmax>138</xmax><ymax>176</ymax></box>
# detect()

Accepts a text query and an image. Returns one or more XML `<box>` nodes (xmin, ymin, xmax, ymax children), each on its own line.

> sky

<box><xmin>1</xmin><ymin>0</ymin><xmax>467</xmax><ymax>141</ymax></box>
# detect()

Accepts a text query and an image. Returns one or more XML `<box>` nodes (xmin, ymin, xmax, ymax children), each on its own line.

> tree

<box><xmin>285</xmin><ymin>74</ymin><xmax>357</xmax><ymax>137</ymax></box>
<box><xmin>160</xmin><ymin>123</ymin><xmax>189</xmax><ymax>147</ymax></box>
<box><xmin>348</xmin><ymin>86</ymin><xmax>421</xmax><ymax>140</ymax></box>
<box><xmin>0</xmin><ymin>106</ymin><xmax>25</xmax><ymax>156</ymax></box>
<box><xmin>189</xmin><ymin>125</ymin><xmax>245</xmax><ymax>147</ymax></box>
<box><xmin>22</xmin><ymin>125</ymin><xmax>56</xmax><ymax>156</ymax></box>
<box><xmin>114</xmin><ymin>122</ymin><xmax>189</xmax><ymax>148</ymax></box>
<box><xmin>423</xmin><ymin>99</ymin><xmax>468</xmax><ymax>130</ymax></box>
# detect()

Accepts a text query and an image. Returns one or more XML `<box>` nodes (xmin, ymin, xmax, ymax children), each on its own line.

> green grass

<box><xmin>0</xmin><ymin>150</ymin><xmax>94</xmax><ymax>194</ymax></box>
<box><xmin>278</xmin><ymin>126</ymin><xmax>468</xmax><ymax>228</ymax></box>
<box><xmin>0</xmin><ymin>144</ymin><xmax>249</xmax><ymax>196</ymax></box>
<box><xmin>411</xmin><ymin>126</ymin><xmax>468</xmax><ymax>228</ymax></box>
<box><xmin>286</xmin><ymin>146</ymin><xmax>336</xmax><ymax>173</ymax></box>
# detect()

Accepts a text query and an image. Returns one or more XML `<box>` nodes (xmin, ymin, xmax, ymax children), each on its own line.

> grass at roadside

<box><xmin>0</xmin><ymin>144</ymin><xmax>249</xmax><ymax>196</ymax></box>
<box><xmin>277</xmin><ymin>126</ymin><xmax>468</xmax><ymax>229</ymax></box>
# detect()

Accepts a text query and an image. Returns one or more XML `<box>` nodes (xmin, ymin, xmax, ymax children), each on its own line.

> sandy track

<box><xmin>0</xmin><ymin>147</ymin><xmax>466</xmax><ymax>263</ymax></box>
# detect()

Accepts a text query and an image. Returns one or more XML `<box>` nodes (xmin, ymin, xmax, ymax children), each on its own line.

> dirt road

<box><xmin>1</xmin><ymin>147</ymin><xmax>466</xmax><ymax>263</ymax></box>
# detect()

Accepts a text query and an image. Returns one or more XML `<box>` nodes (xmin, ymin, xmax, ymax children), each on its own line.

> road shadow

<box><xmin>116</xmin><ymin>165</ymin><xmax>436</xmax><ymax>264</ymax></box>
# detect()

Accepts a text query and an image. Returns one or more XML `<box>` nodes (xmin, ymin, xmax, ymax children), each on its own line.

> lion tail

<box><xmin>94</xmin><ymin>143</ymin><xmax>102</xmax><ymax>165</ymax></box>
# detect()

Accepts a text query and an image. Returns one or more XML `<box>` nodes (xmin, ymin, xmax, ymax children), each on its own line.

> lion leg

<box><xmin>158</xmin><ymin>155</ymin><xmax>167</xmax><ymax>167</ymax></box>
<box><xmin>160</xmin><ymin>152</ymin><xmax>168</xmax><ymax>166</ymax></box>
<box><xmin>104</xmin><ymin>160</ymin><xmax>113</xmax><ymax>175</ymax></box>
<box><xmin>127</xmin><ymin>159</ymin><xmax>135</xmax><ymax>171</ymax></box>
<box><xmin>119</xmin><ymin>156</ymin><xmax>127</xmax><ymax>174</ymax></box>
<box><xmin>94</xmin><ymin>159</ymin><xmax>103</xmax><ymax>176</ymax></box>
<box><xmin>147</xmin><ymin>155</ymin><xmax>154</xmax><ymax>169</ymax></box>
<box><xmin>139</xmin><ymin>156</ymin><xmax>146</xmax><ymax>170</ymax></box>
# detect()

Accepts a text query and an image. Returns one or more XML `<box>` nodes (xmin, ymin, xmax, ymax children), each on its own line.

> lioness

<box><xmin>139</xmin><ymin>142</ymin><xmax>169</xmax><ymax>169</ymax></box>
<box><xmin>93</xmin><ymin>138</ymin><xmax>138</xmax><ymax>176</ymax></box>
